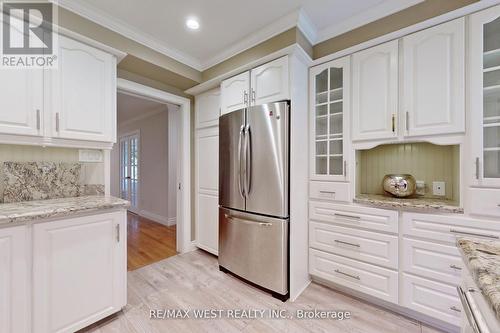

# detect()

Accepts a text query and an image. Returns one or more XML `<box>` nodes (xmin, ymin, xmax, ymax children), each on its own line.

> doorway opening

<box><xmin>112</xmin><ymin>79</ymin><xmax>192</xmax><ymax>270</ymax></box>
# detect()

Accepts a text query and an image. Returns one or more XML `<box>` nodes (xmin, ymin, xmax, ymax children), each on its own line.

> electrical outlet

<box><xmin>432</xmin><ymin>181</ymin><xmax>446</xmax><ymax>196</ymax></box>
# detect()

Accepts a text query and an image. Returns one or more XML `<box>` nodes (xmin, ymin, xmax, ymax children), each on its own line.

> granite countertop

<box><xmin>354</xmin><ymin>193</ymin><xmax>463</xmax><ymax>214</ymax></box>
<box><xmin>457</xmin><ymin>237</ymin><xmax>500</xmax><ymax>320</ymax></box>
<box><xmin>0</xmin><ymin>196</ymin><xmax>130</xmax><ymax>226</ymax></box>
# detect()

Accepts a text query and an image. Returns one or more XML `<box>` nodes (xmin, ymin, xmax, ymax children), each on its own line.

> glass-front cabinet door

<box><xmin>310</xmin><ymin>56</ymin><xmax>350</xmax><ymax>181</ymax></box>
<box><xmin>470</xmin><ymin>5</ymin><xmax>500</xmax><ymax>187</ymax></box>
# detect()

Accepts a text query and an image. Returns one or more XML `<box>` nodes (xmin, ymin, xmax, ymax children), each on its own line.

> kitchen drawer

<box><xmin>402</xmin><ymin>238</ymin><xmax>462</xmax><ymax>284</ymax></box>
<box><xmin>309</xmin><ymin>181</ymin><xmax>350</xmax><ymax>202</ymax></box>
<box><xmin>402</xmin><ymin>212</ymin><xmax>500</xmax><ymax>244</ymax></box>
<box><xmin>309</xmin><ymin>202</ymin><xmax>398</xmax><ymax>234</ymax></box>
<box><xmin>309</xmin><ymin>248</ymin><xmax>398</xmax><ymax>304</ymax></box>
<box><xmin>468</xmin><ymin>188</ymin><xmax>500</xmax><ymax>218</ymax></box>
<box><xmin>310</xmin><ymin>222</ymin><xmax>398</xmax><ymax>269</ymax></box>
<box><xmin>401</xmin><ymin>273</ymin><xmax>462</xmax><ymax>325</ymax></box>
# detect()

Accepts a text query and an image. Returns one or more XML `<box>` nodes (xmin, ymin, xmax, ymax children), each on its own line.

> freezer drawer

<box><xmin>218</xmin><ymin>207</ymin><xmax>288</xmax><ymax>295</ymax></box>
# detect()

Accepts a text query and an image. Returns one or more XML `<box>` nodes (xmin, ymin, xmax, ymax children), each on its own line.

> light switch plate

<box><xmin>432</xmin><ymin>181</ymin><xmax>445</xmax><ymax>196</ymax></box>
<box><xmin>79</xmin><ymin>149</ymin><xmax>103</xmax><ymax>163</ymax></box>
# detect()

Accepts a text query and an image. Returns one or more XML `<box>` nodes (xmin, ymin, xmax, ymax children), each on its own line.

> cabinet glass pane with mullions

<box><xmin>483</xmin><ymin>17</ymin><xmax>500</xmax><ymax>178</ymax></box>
<box><xmin>314</xmin><ymin>67</ymin><xmax>344</xmax><ymax>176</ymax></box>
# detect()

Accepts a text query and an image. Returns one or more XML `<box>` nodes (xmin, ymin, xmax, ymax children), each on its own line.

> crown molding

<box><xmin>315</xmin><ymin>0</ymin><xmax>424</xmax><ymax>43</ymax></box>
<box><xmin>199</xmin><ymin>9</ymin><xmax>302</xmax><ymax>70</ymax></box>
<box><xmin>55</xmin><ymin>0</ymin><xmax>204</xmax><ymax>71</ymax></box>
<box><xmin>297</xmin><ymin>8</ymin><xmax>318</xmax><ymax>44</ymax></box>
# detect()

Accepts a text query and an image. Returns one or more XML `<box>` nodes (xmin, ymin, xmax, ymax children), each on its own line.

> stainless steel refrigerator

<box><xmin>218</xmin><ymin>101</ymin><xmax>289</xmax><ymax>301</ymax></box>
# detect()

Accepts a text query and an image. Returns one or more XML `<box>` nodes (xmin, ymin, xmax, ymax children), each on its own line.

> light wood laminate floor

<box><xmin>127</xmin><ymin>212</ymin><xmax>177</xmax><ymax>271</ymax></box>
<box><xmin>81</xmin><ymin>250</ymin><xmax>445</xmax><ymax>333</ymax></box>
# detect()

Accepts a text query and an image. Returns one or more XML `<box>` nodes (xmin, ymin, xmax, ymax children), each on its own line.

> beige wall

<box><xmin>57</xmin><ymin>7</ymin><xmax>202</xmax><ymax>90</ymax></box>
<box><xmin>0</xmin><ymin>144</ymin><xmax>104</xmax><ymax>197</ymax></box>
<box><xmin>111</xmin><ymin>110</ymin><xmax>170</xmax><ymax>221</ymax></box>
<box><xmin>313</xmin><ymin>0</ymin><xmax>478</xmax><ymax>59</ymax></box>
<box><xmin>201</xmin><ymin>28</ymin><xmax>305</xmax><ymax>81</ymax></box>
<box><xmin>356</xmin><ymin>143</ymin><xmax>460</xmax><ymax>201</ymax></box>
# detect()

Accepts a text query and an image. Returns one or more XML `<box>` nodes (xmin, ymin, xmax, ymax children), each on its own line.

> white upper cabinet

<box><xmin>470</xmin><ymin>4</ymin><xmax>500</xmax><ymax>187</ymax></box>
<box><xmin>352</xmin><ymin>40</ymin><xmax>399</xmax><ymax>141</ymax></box>
<box><xmin>220</xmin><ymin>56</ymin><xmax>290</xmax><ymax>116</ymax></box>
<box><xmin>195</xmin><ymin>88</ymin><xmax>221</xmax><ymax>128</ymax></box>
<box><xmin>250</xmin><ymin>57</ymin><xmax>289</xmax><ymax>105</ymax></box>
<box><xmin>0</xmin><ymin>70</ymin><xmax>43</xmax><ymax>137</ymax></box>
<box><xmin>220</xmin><ymin>71</ymin><xmax>250</xmax><ymax>115</ymax></box>
<box><xmin>0</xmin><ymin>226</ymin><xmax>28</xmax><ymax>333</ymax></box>
<box><xmin>310</xmin><ymin>56</ymin><xmax>351</xmax><ymax>181</ymax></box>
<box><xmin>49</xmin><ymin>35</ymin><xmax>116</xmax><ymax>142</ymax></box>
<box><xmin>0</xmin><ymin>16</ymin><xmax>43</xmax><ymax>137</ymax></box>
<box><xmin>402</xmin><ymin>18</ymin><xmax>465</xmax><ymax>137</ymax></box>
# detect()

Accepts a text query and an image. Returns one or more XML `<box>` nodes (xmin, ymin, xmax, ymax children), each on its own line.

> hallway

<box><xmin>127</xmin><ymin>212</ymin><xmax>177</xmax><ymax>271</ymax></box>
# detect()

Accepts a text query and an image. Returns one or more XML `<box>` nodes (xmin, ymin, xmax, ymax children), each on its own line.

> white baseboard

<box><xmin>167</xmin><ymin>217</ymin><xmax>177</xmax><ymax>226</ymax></box>
<box><xmin>139</xmin><ymin>210</ymin><xmax>170</xmax><ymax>226</ymax></box>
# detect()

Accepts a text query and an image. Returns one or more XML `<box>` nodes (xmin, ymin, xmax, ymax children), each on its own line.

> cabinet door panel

<box><xmin>310</xmin><ymin>57</ymin><xmax>350</xmax><ymax>181</ymax></box>
<box><xmin>196</xmin><ymin>194</ymin><xmax>219</xmax><ymax>255</ymax></box>
<box><xmin>0</xmin><ymin>69</ymin><xmax>43</xmax><ymax>136</ymax></box>
<box><xmin>0</xmin><ymin>16</ymin><xmax>43</xmax><ymax>137</ymax></box>
<box><xmin>221</xmin><ymin>71</ymin><xmax>249</xmax><ymax>115</ymax></box>
<box><xmin>33</xmin><ymin>211</ymin><xmax>126</xmax><ymax>333</ymax></box>
<box><xmin>0</xmin><ymin>226</ymin><xmax>28</xmax><ymax>333</ymax></box>
<box><xmin>195</xmin><ymin>127</ymin><xmax>219</xmax><ymax>255</ymax></box>
<box><xmin>403</xmin><ymin>18</ymin><xmax>465</xmax><ymax>137</ymax></box>
<box><xmin>470</xmin><ymin>4</ymin><xmax>500</xmax><ymax>187</ymax></box>
<box><xmin>195</xmin><ymin>88</ymin><xmax>220</xmax><ymax>128</ymax></box>
<box><xmin>50</xmin><ymin>35</ymin><xmax>115</xmax><ymax>142</ymax></box>
<box><xmin>352</xmin><ymin>40</ymin><xmax>398</xmax><ymax>141</ymax></box>
<box><xmin>251</xmin><ymin>57</ymin><xmax>289</xmax><ymax>105</ymax></box>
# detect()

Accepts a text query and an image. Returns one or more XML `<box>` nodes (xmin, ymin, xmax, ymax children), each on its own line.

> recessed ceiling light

<box><xmin>186</xmin><ymin>18</ymin><xmax>200</xmax><ymax>30</ymax></box>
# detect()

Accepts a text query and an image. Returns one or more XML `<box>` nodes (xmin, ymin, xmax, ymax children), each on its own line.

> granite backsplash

<box><xmin>1</xmin><ymin>162</ymin><xmax>104</xmax><ymax>203</ymax></box>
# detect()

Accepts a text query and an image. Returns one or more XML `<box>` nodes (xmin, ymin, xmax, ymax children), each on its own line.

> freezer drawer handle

<box><xmin>457</xmin><ymin>286</ymin><xmax>488</xmax><ymax>333</ymax></box>
<box><xmin>449</xmin><ymin>306</ymin><xmax>461</xmax><ymax>313</ymax></box>
<box><xmin>450</xmin><ymin>229</ymin><xmax>499</xmax><ymax>239</ymax></box>
<box><xmin>224</xmin><ymin>214</ymin><xmax>273</xmax><ymax>227</ymax></box>
<box><xmin>334</xmin><ymin>239</ymin><xmax>360</xmax><ymax>248</ymax></box>
<box><xmin>334</xmin><ymin>269</ymin><xmax>360</xmax><ymax>280</ymax></box>
<box><xmin>449</xmin><ymin>264</ymin><xmax>462</xmax><ymax>271</ymax></box>
<box><xmin>334</xmin><ymin>213</ymin><xmax>361</xmax><ymax>221</ymax></box>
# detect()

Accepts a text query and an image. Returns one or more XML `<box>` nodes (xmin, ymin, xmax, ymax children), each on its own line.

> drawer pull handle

<box><xmin>334</xmin><ymin>239</ymin><xmax>360</xmax><ymax>247</ymax></box>
<box><xmin>450</xmin><ymin>306</ymin><xmax>461</xmax><ymax>313</ymax></box>
<box><xmin>334</xmin><ymin>269</ymin><xmax>360</xmax><ymax>280</ymax></box>
<box><xmin>450</xmin><ymin>229</ymin><xmax>499</xmax><ymax>239</ymax></box>
<box><xmin>450</xmin><ymin>264</ymin><xmax>462</xmax><ymax>270</ymax></box>
<box><xmin>319</xmin><ymin>190</ymin><xmax>335</xmax><ymax>194</ymax></box>
<box><xmin>334</xmin><ymin>213</ymin><xmax>361</xmax><ymax>220</ymax></box>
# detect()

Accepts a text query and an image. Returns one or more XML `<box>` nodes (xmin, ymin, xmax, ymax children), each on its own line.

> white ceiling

<box><xmin>59</xmin><ymin>0</ymin><xmax>423</xmax><ymax>70</ymax></box>
<box><xmin>117</xmin><ymin>93</ymin><xmax>168</xmax><ymax>124</ymax></box>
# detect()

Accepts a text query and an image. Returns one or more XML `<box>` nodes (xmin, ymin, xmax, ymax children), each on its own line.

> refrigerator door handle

<box><xmin>244</xmin><ymin>124</ymin><xmax>252</xmax><ymax>196</ymax></box>
<box><xmin>238</xmin><ymin>125</ymin><xmax>246</xmax><ymax>199</ymax></box>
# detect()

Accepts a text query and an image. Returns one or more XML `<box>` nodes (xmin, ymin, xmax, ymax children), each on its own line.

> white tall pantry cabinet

<box><xmin>195</xmin><ymin>88</ymin><xmax>221</xmax><ymax>255</ymax></box>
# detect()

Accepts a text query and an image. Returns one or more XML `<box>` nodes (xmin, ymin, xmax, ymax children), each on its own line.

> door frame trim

<box><xmin>116</xmin><ymin>78</ymin><xmax>194</xmax><ymax>254</ymax></box>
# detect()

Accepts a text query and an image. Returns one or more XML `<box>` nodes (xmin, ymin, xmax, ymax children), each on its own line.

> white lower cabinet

<box><xmin>402</xmin><ymin>238</ymin><xmax>462</xmax><ymax>285</ymax></box>
<box><xmin>310</xmin><ymin>221</ymin><xmax>398</xmax><ymax>269</ymax></box>
<box><xmin>310</xmin><ymin>248</ymin><xmax>398</xmax><ymax>303</ymax></box>
<box><xmin>33</xmin><ymin>211</ymin><xmax>127</xmax><ymax>333</ymax></box>
<box><xmin>401</xmin><ymin>273</ymin><xmax>462</xmax><ymax>325</ymax></box>
<box><xmin>309</xmin><ymin>202</ymin><xmax>398</xmax><ymax>234</ymax></box>
<box><xmin>0</xmin><ymin>226</ymin><xmax>28</xmax><ymax>333</ymax></box>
